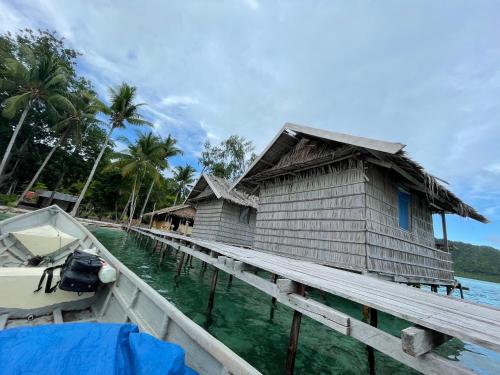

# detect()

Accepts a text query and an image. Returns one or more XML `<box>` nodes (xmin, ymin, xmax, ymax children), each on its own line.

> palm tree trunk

<box><xmin>127</xmin><ymin>174</ymin><xmax>139</xmax><ymax>227</ymax></box>
<box><xmin>48</xmin><ymin>169</ymin><xmax>66</xmax><ymax>206</ymax></box>
<box><xmin>120</xmin><ymin>192</ymin><xmax>132</xmax><ymax>221</ymax></box>
<box><xmin>174</xmin><ymin>189</ymin><xmax>180</xmax><ymax>205</ymax></box>
<box><xmin>0</xmin><ymin>102</ymin><xmax>31</xmax><ymax>180</ymax></box>
<box><xmin>70</xmin><ymin>126</ymin><xmax>114</xmax><ymax>217</ymax></box>
<box><xmin>139</xmin><ymin>179</ymin><xmax>155</xmax><ymax>222</ymax></box>
<box><xmin>15</xmin><ymin>141</ymin><xmax>61</xmax><ymax>206</ymax></box>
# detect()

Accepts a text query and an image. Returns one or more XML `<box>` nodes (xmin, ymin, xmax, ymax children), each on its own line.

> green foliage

<box><xmin>172</xmin><ymin>165</ymin><xmax>196</xmax><ymax>203</ymax></box>
<box><xmin>0</xmin><ymin>194</ymin><xmax>16</xmax><ymax>205</ymax></box>
<box><xmin>448</xmin><ymin>240</ymin><xmax>500</xmax><ymax>283</ymax></box>
<box><xmin>199</xmin><ymin>135</ymin><xmax>256</xmax><ymax>181</ymax></box>
<box><xmin>32</xmin><ymin>181</ymin><xmax>47</xmax><ymax>191</ymax></box>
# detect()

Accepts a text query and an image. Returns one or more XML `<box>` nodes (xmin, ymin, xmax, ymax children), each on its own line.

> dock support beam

<box><xmin>363</xmin><ymin>306</ymin><xmax>378</xmax><ymax>375</ymax></box>
<box><xmin>284</xmin><ymin>283</ymin><xmax>306</xmax><ymax>375</ymax></box>
<box><xmin>175</xmin><ymin>252</ymin><xmax>186</xmax><ymax>280</ymax></box>
<box><xmin>270</xmin><ymin>273</ymin><xmax>278</xmax><ymax>320</ymax></box>
<box><xmin>207</xmin><ymin>268</ymin><xmax>219</xmax><ymax>316</ymax></box>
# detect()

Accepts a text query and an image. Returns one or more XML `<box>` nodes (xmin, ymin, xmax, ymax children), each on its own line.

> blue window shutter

<box><xmin>398</xmin><ymin>191</ymin><xmax>410</xmax><ymax>230</ymax></box>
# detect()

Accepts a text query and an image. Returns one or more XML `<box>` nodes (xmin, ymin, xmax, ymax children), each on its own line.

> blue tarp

<box><xmin>0</xmin><ymin>322</ymin><xmax>197</xmax><ymax>375</ymax></box>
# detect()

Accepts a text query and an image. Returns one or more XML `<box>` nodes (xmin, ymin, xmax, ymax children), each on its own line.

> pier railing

<box><xmin>128</xmin><ymin>226</ymin><xmax>500</xmax><ymax>375</ymax></box>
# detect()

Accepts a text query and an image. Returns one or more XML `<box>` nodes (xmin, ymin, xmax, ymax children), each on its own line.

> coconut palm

<box><xmin>172</xmin><ymin>165</ymin><xmax>196</xmax><ymax>204</ymax></box>
<box><xmin>15</xmin><ymin>91</ymin><xmax>101</xmax><ymax>205</ymax></box>
<box><xmin>70</xmin><ymin>83</ymin><xmax>151</xmax><ymax>217</ymax></box>
<box><xmin>109</xmin><ymin>132</ymin><xmax>167</xmax><ymax>225</ymax></box>
<box><xmin>0</xmin><ymin>45</ymin><xmax>74</xmax><ymax>180</ymax></box>
<box><xmin>138</xmin><ymin>134</ymin><xmax>182</xmax><ymax>222</ymax></box>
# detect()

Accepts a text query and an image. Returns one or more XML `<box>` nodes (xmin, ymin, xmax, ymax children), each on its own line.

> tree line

<box><xmin>0</xmin><ymin>29</ymin><xmax>256</xmax><ymax>221</ymax></box>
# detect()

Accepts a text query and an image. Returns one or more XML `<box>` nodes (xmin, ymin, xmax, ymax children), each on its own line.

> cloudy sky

<box><xmin>1</xmin><ymin>0</ymin><xmax>499</xmax><ymax>246</ymax></box>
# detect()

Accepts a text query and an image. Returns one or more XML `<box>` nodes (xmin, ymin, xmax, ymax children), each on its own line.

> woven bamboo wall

<box><xmin>191</xmin><ymin>199</ymin><xmax>224</xmax><ymax>242</ymax></box>
<box><xmin>365</xmin><ymin>165</ymin><xmax>454</xmax><ymax>282</ymax></box>
<box><xmin>217</xmin><ymin>201</ymin><xmax>257</xmax><ymax>247</ymax></box>
<box><xmin>192</xmin><ymin>199</ymin><xmax>257</xmax><ymax>247</ymax></box>
<box><xmin>253</xmin><ymin>162</ymin><xmax>368</xmax><ymax>271</ymax></box>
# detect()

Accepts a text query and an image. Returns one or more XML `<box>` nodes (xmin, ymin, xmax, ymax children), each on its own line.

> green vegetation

<box><xmin>0</xmin><ymin>29</ymin><xmax>255</xmax><ymax>222</ymax></box>
<box><xmin>448</xmin><ymin>241</ymin><xmax>500</xmax><ymax>283</ymax></box>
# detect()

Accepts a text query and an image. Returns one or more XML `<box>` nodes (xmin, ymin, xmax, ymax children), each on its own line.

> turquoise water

<box><xmin>1</xmin><ymin>212</ymin><xmax>498</xmax><ymax>374</ymax></box>
<box><xmin>92</xmin><ymin>228</ymin><xmax>500</xmax><ymax>374</ymax></box>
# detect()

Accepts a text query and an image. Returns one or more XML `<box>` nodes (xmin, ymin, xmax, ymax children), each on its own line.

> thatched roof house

<box><xmin>144</xmin><ymin>204</ymin><xmax>195</xmax><ymax>234</ymax></box>
<box><xmin>186</xmin><ymin>173</ymin><xmax>258</xmax><ymax>248</ymax></box>
<box><xmin>233</xmin><ymin>123</ymin><xmax>487</xmax><ymax>285</ymax></box>
<box><xmin>35</xmin><ymin>190</ymin><xmax>78</xmax><ymax>213</ymax></box>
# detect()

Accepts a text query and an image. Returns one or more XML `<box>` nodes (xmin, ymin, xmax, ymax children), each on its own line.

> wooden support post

<box><xmin>175</xmin><ymin>252</ymin><xmax>186</xmax><ymax>279</ymax></box>
<box><xmin>189</xmin><ymin>255</ymin><xmax>194</xmax><ymax>268</ymax></box>
<box><xmin>441</xmin><ymin>211</ymin><xmax>449</xmax><ymax>252</ymax></box>
<box><xmin>431</xmin><ymin>285</ymin><xmax>438</xmax><ymax>293</ymax></box>
<box><xmin>284</xmin><ymin>283</ymin><xmax>306</xmax><ymax>375</ymax></box>
<box><xmin>207</xmin><ymin>268</ymin><xmax>219</xmax><ymax>316</ymax></box>
<box><xmin>270</xmin><ymin>273</ymin><xmax>278</xmax><ymax>320</ymax></box>
<box><xmin>228</xmin><ymin>274</ymin><xmax>233</xmax><ymax>287</ymax></box>
<box><xmin>363</xmin><ymin>306</ymin><xmax>378</xmax><ymax>375</ymax></box>
<box><xmin>458</xmin><ymin>283</ymin><xmax>464</xmax><ymax>299</ymax></box>
<box><xmin>159</xmin><ymin>248</ymin><xmax>166</xmax><ymax>265</ymax></box>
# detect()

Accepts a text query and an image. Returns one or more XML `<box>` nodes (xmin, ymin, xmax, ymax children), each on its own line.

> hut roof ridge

<box><xmin>187</xmin><ymin>173</ymin><xmax>258</xmax><ymax>209</ymax></box>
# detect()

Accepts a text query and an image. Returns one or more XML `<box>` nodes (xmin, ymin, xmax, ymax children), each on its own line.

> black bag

<box><xmin>59</xmin><ymin>269</ymin><xmax>100</xmax><ymax>293</ymax></box>
<box><xmin>34</xmin><ymin>251</ymin><xmax>103</xmax><ymax>294</ymax></box>
<box><xmin>65</xmin><ymin>250</ymin><xmax>103</xmax><ymax>274</ymax></box>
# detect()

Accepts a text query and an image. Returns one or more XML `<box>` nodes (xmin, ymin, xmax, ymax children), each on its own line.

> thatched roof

<box><xmin>37</xmin><ymin>190</ymin><xmax>78</xmax><ymax>203</ymax></box>
<box><xmin>233</xmin><ymin>123</ymin><xmax>488</xmax><ymax>223</ymax></box>
<box><xmin>144</xmin><ymin>204</ymin><xmax>196</xmax><ymax>220</ymax></box>
<box><xmin>186</xmin><ymin>173</ymin><xmax>258</xmax><ymax>209</ymax></box>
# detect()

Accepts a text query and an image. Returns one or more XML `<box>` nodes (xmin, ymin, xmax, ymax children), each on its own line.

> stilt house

<box><xmin>233</xmin><ymin>123</ymin><xmax>487</xmax><ymax>285</ymax></box>
<box><xmin>186</xmin><ymin>174</ymin><xmax>258</xmax><ymax>248</ymax></box>
<box><xmin>144</xmin><ymin>204</ymin><xmax>195</xmax><ymax>235</ymax></box>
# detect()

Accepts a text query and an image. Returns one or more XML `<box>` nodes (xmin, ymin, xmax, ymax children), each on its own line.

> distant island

<box><xmin>448</xmin><ymin>240</ymin><xmax>500</xmax><ymax>283</ymax></box>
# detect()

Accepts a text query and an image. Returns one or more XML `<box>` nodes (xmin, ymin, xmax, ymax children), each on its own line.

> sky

<box><xmin>1</xmin><ymin>0</ymin><xmax>499</xmax><ymax>247</ymax></box>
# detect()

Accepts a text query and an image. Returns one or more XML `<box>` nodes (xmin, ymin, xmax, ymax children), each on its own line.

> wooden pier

<box><xmin>128</xmin><ymin>226</ymin><xmax>500</xmax><ymax>375</ymax></box>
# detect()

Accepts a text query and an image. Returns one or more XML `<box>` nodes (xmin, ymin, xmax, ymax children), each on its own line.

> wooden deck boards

<box><xmin>139</xmin><ymin>227</ymin><xmax>500</xmax><ymax>353</ymax></box>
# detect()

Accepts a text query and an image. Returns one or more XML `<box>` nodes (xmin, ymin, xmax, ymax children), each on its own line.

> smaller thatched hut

<box><xmin>144</xmin><ymin>204</ymin><xmax>196</xmax><ymax>235</ymax></box>
<box><xmin>186</xmin><ymin>174</ymin><xmax>258</xmax><ymax>248</ymax></box>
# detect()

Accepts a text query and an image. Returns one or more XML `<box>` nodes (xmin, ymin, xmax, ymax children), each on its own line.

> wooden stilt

<box><xmin>207</xmin><ymin>268</ymin><xmax>219</xmax><ymax>316</ymax></box>
<box><xmin>189</xmin><ymin>255</ymin><xmax>194</xmax><ymax>268</ymax></box>
<box><xmin>446</xmin><ymin>286</ymin><xmax>453</xmax><ymax>295</ymax></box>
<box><xmin>284</xmin><ymin>284</ymin><xmax>306</xmax><ymax>375</ymax></box>
<box><xmin>431</xmin><ymin>285</ymin><xmax>438</xmax><ymax>293</ymax></box>
<box><xmin>228</xmin><ymin>274</ymin><xmax>233</xmax><ymax>287</ymax></box>
<box><xmin>159</xmin><ymin>248</ymin><xmax>166</xmax><ymax>265</ymax></box>
<box><xmin>458</xmin><ymin>283</ymin><xmax>464</xmax><ymax>299</ymax></box>
<box><xmin>175</xmin><ymin>252</ymin><xmax>186</xmax><ymax>279</ymax></box>
<box><xmin>270</xmin><ymin>273</ymin><xmax>278</xmax><ymax>320</ymax></box>
<box><xmin>365</xmin><ymin>307</ymin><xmax>378</xmax><ymax>375</ymax></box>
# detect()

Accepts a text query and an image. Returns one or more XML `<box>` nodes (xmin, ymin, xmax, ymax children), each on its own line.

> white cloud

<box><xmin>242</xmin><ymin>0</ymin><xmax>259</xmax><ymax>10</ymax></box>
<box><xmin>161</xmin><ymin>95</ymin><xmax>199</xmax><ymax>107</ymax></box>
<box><xmin>2</xmin><ymin>0</ymin><xmax>500</xmax><ymax>223</ymax></box>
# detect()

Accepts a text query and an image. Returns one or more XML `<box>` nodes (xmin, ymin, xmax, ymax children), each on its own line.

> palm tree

<box><xmin>70</xmin><ymin>83</ymin><xmax>151</xmax><ymax>217</ymax></box>
<box><xmin>0</xmin><ymin>45</ymin><xmax>74</xmax><ymax>180</ymax></box>
<box><xmin>138</xmin><ymin>134</ymin><xmax>182</xmax><ymax>222</ymax></box>
<box><xmin>109</xmin><ymin>132</ymin><xmax>166</xmax><ymax>225</ymax></box>
<box><xmin>15</xmin><ymin>91</ymin><xmax>100</xmax><ymax>205</ymax></box>
<box><xmin>172</xmin><ymin>165</ymin><xmax>196</xmax><ymax>204</ymax></box>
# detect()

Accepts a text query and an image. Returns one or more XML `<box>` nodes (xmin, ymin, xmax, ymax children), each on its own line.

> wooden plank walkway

<box><xmin>129</xmin><ymin>226</ymin><xmax>500</xmax><ymax>374</ymax></box>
